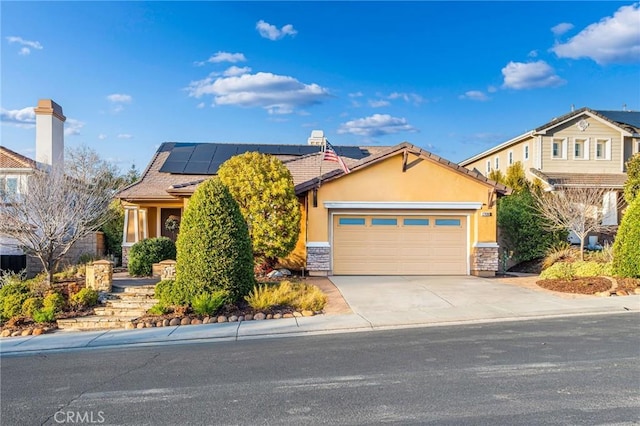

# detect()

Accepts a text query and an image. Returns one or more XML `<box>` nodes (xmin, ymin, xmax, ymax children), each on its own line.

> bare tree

<box><xmin>0</xmin><ymin>146</ymin><xmax>122</xmax><ymax>285</ymax></box>
<box><xmin>532</xmin><ymin>186</ymin><xmax>623</xmax><ymax>260</ymax></box>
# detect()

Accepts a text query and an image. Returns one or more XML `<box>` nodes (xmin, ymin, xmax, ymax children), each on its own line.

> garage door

<box><xmin>333</xmin><ymin>215</ymin><xmax>467</xmax><ymax>275</ymax></box>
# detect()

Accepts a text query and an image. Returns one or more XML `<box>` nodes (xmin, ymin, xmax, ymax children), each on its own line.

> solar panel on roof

<box><xmin>160</xmin><ymin>161</ymin><xmax>187</xmax><ymax>174</ymax></box>
<box><xmin>207</xmin><ymin>161</ymin><xmax>224</xmax><ymax>174</ymax></box>
<box><xmin>183</xmin><ymin>161</ymin><xmax>212</xmax><ymax>175</ymax></box>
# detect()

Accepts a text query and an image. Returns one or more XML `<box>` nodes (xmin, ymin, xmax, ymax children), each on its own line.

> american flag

<box><xmin>323</xmin><ymin>142</ymin><xmax>351</xmax><ymax>174</ymax></box>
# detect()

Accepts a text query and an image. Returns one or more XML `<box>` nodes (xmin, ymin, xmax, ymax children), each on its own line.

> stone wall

<box><xmin>471</xmin><ymin>245</ymin><xmax>499</xmax><ymax>277</ymax></box>
<box><xmin>85</xmin><ymin>260</ymin><xmax>113</xmax><ymax>292</ymax></box>
<box><xmin>122</xmin><ymin>246</ymin><xmax>131</xmax><ymax>268</ymax></box>
<box><xmin>306</xmin><ymin>245</ymin><xmax>330</xmax><ymax>276</ymax></box>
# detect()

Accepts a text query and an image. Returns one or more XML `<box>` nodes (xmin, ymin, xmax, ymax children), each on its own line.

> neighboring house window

<box><xmin>595</xmin><ymin>138</ymin><xmax>611</xmax><ymax>160</ymax></box>
<box><xmin>0</xmin><ymin>177</ymin><xmax>18</xmax><ymax>200</ymax></box>
<box><xmin>486</xmin><ymin>160</ymin><xmax>491</xmax><ymax>175</ymax></box>
<box><xmin>573</xmin><ymin>138</ymin><xmax>589</xmax><ymax>160</ymax></box>
<box><xmin>552</xmin><ymin>138</ymin><xmax>567</xmax><ymax>159</ymax></box>
<box><xmin>495</xmin><ymin>157</ymin><xmax>499</xmax><ymax>170</ymax></box>
<box><xmin>523</xmin><ymin>144</ymin><xmax>529</xmax><ymax>160</ymax></box>
<box><xmin>508</xmin><ymin>151</ymin><xmax>513</xmax><ymax>165</ymax></box>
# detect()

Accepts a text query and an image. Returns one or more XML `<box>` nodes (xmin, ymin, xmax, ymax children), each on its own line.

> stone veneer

<box><xmin>85</xmin><ymin>260</ymin><xmax>114</xmax><ymax>292</ymax></box>
<box><xmin>471</xmin><ymin>245</ymin><xmax>499</xmax><ymax>277</ymax></box>
<box><xmin>306</xmin><ymin>245</ymin><xmax>331</xmax><ymax>275</ymax></box>
<box><xmin>159</xmin><ymin>260</ymin><xmax>177</xmax><ymax>280</ymax></box>
<box><xmin>122</xmin><ymin>246</ymin><xmax>131</xmax><ymax>268</ymax></box>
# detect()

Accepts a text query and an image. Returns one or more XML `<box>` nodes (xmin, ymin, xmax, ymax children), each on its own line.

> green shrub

<box><xmin>43</xmin><ymin>292</ymin><xmax>65</xmax><ymax>313</ymax></box>
<box><xmin>175</xmin><ymin>178</ymin><xmax>255</xmax><ymax>302</ymax></box>
<box><xmin>585</xmin><ymin>243</ymin><xmax>614</xmax><ymax>264</ymax></box>
<box><xmin>245</xmin><ymin>284</ymin><xmax>278</xmax><ymax>310</ymax></box>
<box><xmin>69</xmin><ymin>288</ymin><xmax>99</xmax><ymax>310</ymax></box>
<box><xmin>613</xmin><ymin>196</ymin><xmax>640</xmax><ymax>278</ymax></box>
<box><xmin>573</xmin><ymin>261</ymin><xmax>606</xmax><ymax>278</ymax></box>
<box><xmin>32</xmin><ymin>307</ymin><xmax>56</xmax><ymax>323</ymax></box>
<box><xmin>147</xmin><ymin>303</ymin><xmax>169</xmax><ymax>316</ymax></box>
<box><xmin>292</xmin><ymin>284</ymin><xmax>327</xmax><ymax>312</ymax></box>
<box><xmin>0</xmin><ymin>281</ymin><xmax>30</xmax><ymax>321</ymax></box>
<box><xmin>191</xmin><ymin>291</ymin><xmax>228</xmax><ymax>316</ymax></box>
<box><xmin>128</xmin><ymin>237</ymin><xmax>176</xmax><ymax>277</ymax></box>
<box><xmin>0</xmin><ymin>270</ymin><xmax>26</xmax><ymax>288</ymax></box>
<box><xmin>78</xmin><ymin>253</ymin><xmax>95</xmax><ymax>264</ymax></box>
<box><xmin>539</xmin><ymin>262</ymin><xmax>575</xmax><ymax>280</ymax></box>
<box><xmin>24</xmin><ymin>273</ymin><xmax>50</xmax><ymax>297</ymax></box>
<box><xmin>498</xmin><ymin>188</ymin><xmax>567</xmax><ymax>262</ymax></box>
<box><xmin>154</xmin><ymin>279</ymin><xmax>189</xmax><ymax>306</ymax></box>
<box><xmin>601</xmin><ymin>262</ymin><xmax>614</xmax><ymax>277</ymax></box>
<box><xmin>22</xmin><ymin>297</ymin><xmax>44</xmax><ymax>317</ymax></box>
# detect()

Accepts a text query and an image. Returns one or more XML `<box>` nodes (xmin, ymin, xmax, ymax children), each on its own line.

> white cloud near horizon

<box><xmin>0</xmin><ymin>107</ymin><xmax>36</xmax><ymax>127</ymax></box>
<box><xmin>195</xmin><ymin>51</ymin><xmax>246</xmax><ymax>66</ymax></box>
<box><xmin>223</xmin><ymin>66</ymin><xmax>252</xmax><ymax>76</ymax></box>
<box><xmin>551</xmin><ymin>3</ymin><xmax>640</xmax><ymax>64</ymax></box>
<box><xmin>551</xmin><ymin>22</ymin><xmax>574</xmax><ymax>37</ymax></box>
<box><xmin>6</xmin><ymin>36</ymin><xmax>43</xmax><ymax>55</ymax></box>
<box><xmin>338</xmin><ymin>114</ymin><xmax>417</xmax><ymax>137</ymax></box>
<box><xmin>459</xmin><ymin>91</ymin><xmax>489</xmax><ymax>101</ymax></box>
<box><xmin>65</xmin><ymin>119</ymin><xmax>84</xmax><ymax>136</ymax></box>
<box><xmin>501</xmin><ymin>60</ymin><xmax>565</xmax><ymax>89</ymax></box>
<box><xmin>256</xmin><ymin>20</ymin><xmax>297</xmax><ymax>40</ymax></box>
<box><xmin>107</xmin><ymin>94</ymin><xmax>133</xmax><ymax>103</ymax></box>
<box><xmin>98</xmin><ymin>134</ymin><xmax>107</xmax><ymax>140</ymax></box>
<box><xmin>368</xmin><ymin>99</ymin><xmax>390</xmax><ymax>108</ymax></box>
<box><xmin>117</xmin><ymin>133</ymin><xmax>133</xmax><ymax>139</ymax></box>
<box><xmin>388</xmin><ymin>92</ymin><xmax>424</xmax><ymax>105</ymax></box>
<box><xmin>186</xmin><ymin>72</ymin><xmax>330</xmax><ymax>115</ymax></box>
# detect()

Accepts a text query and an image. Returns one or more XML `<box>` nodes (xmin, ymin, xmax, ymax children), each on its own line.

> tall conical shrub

<box><xmin>174</xmin><ymin>177</ymin><xmax>255</xmax><ymax>304</ymax></box>
<box><xmin>613</xmin><ymin>196</ymin><xmax>640</xmax><ymax>278</ymax></box>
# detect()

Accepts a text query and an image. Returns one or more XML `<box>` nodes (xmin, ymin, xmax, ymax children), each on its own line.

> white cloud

<box><xmin>388</xmin><ymin>92</ymin><xmax>424</xmax><ymax>105</ymax></box>
<box><xmin>487</xmin><ymin>86</ymin><xmax>498</xmax><ymax>93</ymax></box>
<box><xmin>459</xmin><ymin>91</ymin><xmax>489</xmax><ymax>101</ymax></box>
<box><xmin>64</xmin><ymin>119</ymin><xmax>84</xmax><ymax>136</ymax></box>
<box><xmin>501</xmin><ymin>61</ymin><xmax>565</xmax><ymax>89</ymax></box>
<box><xmin>551</xmin><ymin>3</ymin><xmax>640</xmax><ymax>64</ymax></box>
<box><xmin>348</xmin><ymin>92</ymin><xmax>364</xmax><ymax>98</ymax></box>
<box><xmin>368</xmin><ymin>99</ymin><xmax>390</xmax><ymax>108</ymax></box>
<box><xmin>0</xmin><ymin>106</ymin><xmax>36</xmax><ymax>127</ymax></box>
<box><xmin>196</xmin><ymin>102</ymin><xmax>205</xmax><ymax>109</ymax></box>
<box><xmin>196</xmin><ymin>51</ymin><xmax>246</xmax><ymax>66</ymax></box>
<box><xmin>186</xmin><ymin>72</ymin><xmax>330</xmax><ymax>115</ymax></box>
<box><xmin>117</xmin><ymin>133</ymin><xmax>133</xmax><ymax>139</ymax></box>
<box><xmin>6</xmin><ymin>36</ymin><xmax>43</xmax><ymax>55</ymax></box>
<box><xmin>98</xmin><ymin>134</ymin><xmax>107</xmax><ymax>140</ymax></box>
<box><xmin>528</xmin><ymin>50</ymin><xmax>538</xmax><ymax>58</ymax></box>
<box><xmin>256</xmin><ymin>20</ymin><xmax>297</xmax><ymax>41</ymax></box>
<box><xmin>223</xmin><ymin>66</ymin><xmax>251</xmax><ymax>77</ymax></box>
<box><xmin>551</xmin><ymin>22</ymin><xmax>574</xmax><ymax>36</ymax></box>
<box><xmin>107</xmin><ymin>94</ymin><xmax>133</xmax><ymax>103</ymax></box>
<box><xmin>338</xmin><ymin>114</ymin><xmax>417</xmax><ymax>137</ymax></box>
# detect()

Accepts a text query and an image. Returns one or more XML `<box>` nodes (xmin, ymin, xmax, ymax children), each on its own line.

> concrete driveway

<box><xmin>329</xmin><ymin>275</ymin><xmax>639</xmax><ymax>328</ymax></box>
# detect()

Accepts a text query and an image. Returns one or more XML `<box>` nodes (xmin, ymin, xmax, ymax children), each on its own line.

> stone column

<box><xmin>159</xmin><ymin>260</ymin><xmax>177</xmax><ymax>280</ymax></box>
<box><xmin>86</xmin><ymin>260</ymin><xmax>113</xmax><ymax>292</ymax></box>
<box><xmin>471</xmin><ymin>243</ymin><xmax>499</xmax><ymax>277</ymax></box>
<box><xmin>306</xmin><ymin>243</ymin><xmax>331</xmax><ymax>276</ymax></box>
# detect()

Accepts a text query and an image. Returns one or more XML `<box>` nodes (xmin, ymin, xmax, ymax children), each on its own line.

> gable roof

<box><xmin>116</xmin><ymin>142</ymin><xmax>379</xmax><ymax>201</ymax></box>
<box><xmin>295</xmin><ymin>142</ymin><xmax>510</xmax><ymax>195</ymax></box>
<box><xmin>529</xmin><ymin>169</ymin><xmax>627</xmax><ymax>190</ymax></box>
<box><xmin>0</xmin><ymin>146</ymin><xmax>37</xmax><ymax>169</ymax></box>
<box><xmin>459</xmin><ymin>107</ymin><xmax>640</xmax><ymax>166</ymax></box>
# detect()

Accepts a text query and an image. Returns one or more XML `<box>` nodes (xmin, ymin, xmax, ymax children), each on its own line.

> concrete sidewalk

<box><xmin>1</xmin><ymin>275</ymin><xmax>638</xmax><ymax>356</ymax></box>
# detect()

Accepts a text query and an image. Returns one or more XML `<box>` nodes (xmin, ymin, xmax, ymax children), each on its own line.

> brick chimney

<box><xmin>34</xmin><ymin>99</ymin><xmax>65</xmax><ymax>172</ymax></box>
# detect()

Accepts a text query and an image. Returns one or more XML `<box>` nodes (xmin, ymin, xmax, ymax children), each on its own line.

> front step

<box><xmin>94</xmin><ymin>307</ymin><xmax>149</xmax><ymax>317</ymax></box>
<box><xmin>105</xmin><ymin>300</ymin><xmax>158</xmax><ymax>310</ymax></box>
<box><xmin>57</xmin><ymin>316</ymin><xmax>136</xmax><ymax>330</ymax></box>
<box><xmin>112</xmin><ymin>285</ymin><xmax>156</xmax><ymax>296</ymax></box>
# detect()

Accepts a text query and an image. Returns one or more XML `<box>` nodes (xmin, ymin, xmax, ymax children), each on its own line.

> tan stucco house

<box><xmin>116</xmin><ymin>132</ymin><xmax>508</xmax><ymax>277</ymax></box>
<box><xmin>460</xmin><ymin>107</ymin><xmax>640</xmax><ymax>232</ymax></box>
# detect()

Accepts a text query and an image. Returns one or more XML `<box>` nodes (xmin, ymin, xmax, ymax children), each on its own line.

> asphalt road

<box><xmin>1</xmin><ymin>313</ymin><xmax>639</xmax><ymax>425</ymax></box>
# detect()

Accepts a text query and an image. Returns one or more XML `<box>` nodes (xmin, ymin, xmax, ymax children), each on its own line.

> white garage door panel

<box><xmin>333</xmin><ymin>215</ymin><xmax>467</xmax><ymax>275</ymax></box>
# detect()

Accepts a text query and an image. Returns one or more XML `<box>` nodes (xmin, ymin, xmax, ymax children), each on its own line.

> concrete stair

<box><xmin>57</xmin><ymin>284</ymin><xmax>158</xmax><ymax>331</ymax></box>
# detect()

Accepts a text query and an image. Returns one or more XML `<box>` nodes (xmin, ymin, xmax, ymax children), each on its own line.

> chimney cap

<box><xmin>34</xmin><ymin>99</ymin><xmax>66</xmax><ymax>122</ymax></box>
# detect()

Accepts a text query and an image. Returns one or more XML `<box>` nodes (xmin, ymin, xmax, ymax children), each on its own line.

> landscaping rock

<box><xmin>11</xmin><ymin>331</ymin><xmax>22</xmax><ymax>337</ymax></box>
<box><xmin>266</xmin><ymin>314</ymin><xmax>273</xmax><ymax>320</ymax></box>
<box><xmin>1</xmin><ymin>330</ymin><xmax>11</xmax><ymax>338</ymax></box>
<box><xmin>293</xmin><ymin>311</ymin><xmax>302</xmax><ymax>317</ymax></box>
<box><xmin>616</xmin><ymin>290</ymin><xmax>629</xmax><ymax>296</ymax></box>
<box><xmin>302</xmin><ymin>310</ymin><xmax>314</xmax><ymax>317</ymax></box>
<box><xmin>254</xmin><ymin>313</ymin><xmax>266</xmax><ymax>320</ymax></box>
<box><xmin>273</xmin><ymin>313</ymin><xmax>282</xmax><ymax>319</ymax></box>
<box><xmin>180</xmin><ymin>317</ymin><xmax>191</xmax><ymax>326</ymax></box>
<box><xmin>191</xmin><ymin>319</ymin><xmax>203</xmax><ymax>325</ymax></box>
<box><xmin>125</xmin><ymin>322</ymin><xmax>135</xmax><ymax>330</ymax></box>
<box><xmin>217</xmin><ymin>316</ymin><xmax>228</xmax><ymax>323</ymax></box>
<box><xmin>238</xmin><ymin>316</ymin><xmax>245</xmax><ymax>322</ymax></box>
<box><xmin>32</xmin><ymin>328</ymin><xmax>44</xmax><ymax>336</ymax></box>
<box><xmin>278</xmin><ymin>268</ymin><xmax>292</xmax><ymax>276</ymax></box>
<box><xmin>203</xmin><ymin>317</ymin><xmax>211</xmax><ymax>324</ymax></box>
<box><xmin>283</xmin><ymin>313</ymin><xmax>294</xmax><ymax>318</ymax></box>
<box><xmin>136</xmin><ymin>323</ymin><xmax>145</xmax><ymax>329</ymax></box>
<box><xmin>156</xmin><ymin>321</ymin><xmax>164</xmax><ymax>328</ymax></box>
<box><xmin>267</xmin><ymin>270</ymin><xmax>283</xmax><ymax>278</ymax></box>
<box><xmin>635</xmin><ymin>288</ymin><xmax>640</xmax><ymax>295</ymax></box>
<box><xmin>169</xmin><ymin>318</ymin><xmax>180</xmax><ymax>326</ymax></box>
<box><xmin>244</xmin><ymin>314</ymin><xmax>253</xmax><ymax>321</ymax></box>
<box><xmin>229</xmin><ymin>315</ymin><xmax>238</xmax><ymax>322</ymax></box>
<box><xmin>597</xmin><ymin>291</ymin><xmax>611</xmax><ymax>297</ymax></box>
<box><xmin>21</xmin><ymin>329</ymin><xmax>32</xmax><ymax>337</ymax></box>
<box><xmin>163</xmin><ymin>319</ymin><xmax>170</xmax><ymax>327</ymax></box>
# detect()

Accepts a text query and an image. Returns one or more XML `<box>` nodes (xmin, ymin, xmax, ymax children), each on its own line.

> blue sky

<box><xmin>2</xmin><ymin>1</ymin><xmax>639</xmax><ymax>173</ymax></box>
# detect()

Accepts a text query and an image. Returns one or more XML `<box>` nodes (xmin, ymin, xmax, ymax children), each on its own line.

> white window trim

<box><xmin>507</xmin><ymin>150</ymin><xmax>514</xmax><ymax>166</ymax></box>
<box><xmin>122</xmin><ymin>207</ymin><xmax>148</xmax><ymax>247</ymax></box>
<box><xmin>573</xmin><ymin>137</ymin><xmax>590</xmax><ymax>160</ymax></box>
<box><xmin>323</xmin><ymin>201</ymin><xmax>483</xmax><ymax>210</ymax></box>
<box><xmin>552</xmin><ymin>138</ymin><xmax>567</xmax><ymax>160</ymax></box>
<box><xmin>523</xmin><ymin>143</ymin><xmax>530</xmax><ymax>161</ymax></box>
<box><xmin>486</xmin><ymin>160</ymin><xmax>491</xmax><ymax>175</ymax></box>
<box><xmin>494</xmin><ymin>156</ymin><xmax>500</xmax><ymax>170</ymax></box>
<box><xmin>595</xmin><ymin>138</ymin><xmax>611</xmax><ymax>160</ymax></box>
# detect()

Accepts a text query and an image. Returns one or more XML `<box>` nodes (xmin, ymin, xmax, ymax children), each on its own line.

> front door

<box><xmin>160</xmin><ymin>208</ymin><xmax>182</xmax><ymax>242</ymax></box>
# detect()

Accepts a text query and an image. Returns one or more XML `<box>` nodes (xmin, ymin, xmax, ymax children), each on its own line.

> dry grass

<box><xmin>245</xmin><ymin>280</ymin><xmax>327</xmax><ymax>312</ymax></box>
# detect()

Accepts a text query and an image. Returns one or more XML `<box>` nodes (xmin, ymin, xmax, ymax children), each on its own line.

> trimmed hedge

<box><xmin>613</xmin><ymin>196</ymin><xmax>640</xmax><ymax>277</ymax></box>
<box><xmin>174</xmin><ymin>178</ymin><xmax>255</xmax><ymax>304</ymax></box>
<box><xmin>128</xmin><ymin>237</ymin><xmax>176</xmax><ymax>277</ymax></box>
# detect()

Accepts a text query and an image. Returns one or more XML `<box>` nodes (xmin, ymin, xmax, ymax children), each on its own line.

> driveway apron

<box><xmin>328</xmin><ymin>275</ymin><xmax>639</xmax><ymax>327</ymax></box>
